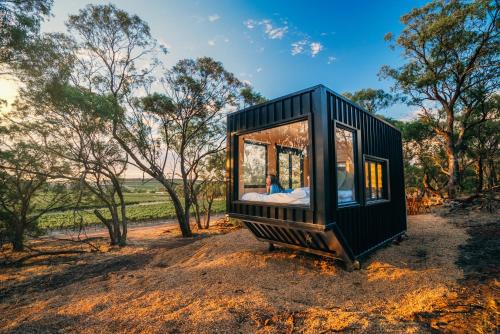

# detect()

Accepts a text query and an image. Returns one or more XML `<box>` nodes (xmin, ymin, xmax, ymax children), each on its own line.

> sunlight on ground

<box><xmin>1</xmin><ymin>214</ymin><xmax>491</xmax><ymax>333</ymax></box>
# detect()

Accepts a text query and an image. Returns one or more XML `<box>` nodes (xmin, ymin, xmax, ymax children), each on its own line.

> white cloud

<box><xmin>224</xmin><ymin>37</ymin><xmax>229</xmax><ymax>43</ymax></box>
<box><xmin>310</xmin><ymin>42</ymin><xmax>323</xmax><ymax>57</ymax></box>
<box><xmin>244</xmin><ymin>18</ymin><xmax>288</xmax><ymax>39</ymax></box>
<box><xmin>261</xmin><ymin>19</ymin><xmax>288</xmax><ymax>39</ymax></box>
<box><xmin>244</xmin><ymin>19</ymin><xmax>256</xmax><ymax>29</ymax></box>
<box><xmin>208</xmin><ymin>39</ymin><xmax>216</xmax><ymax>46</ymax></box>
<box><xmin>327</xmin><ymin>56</ymin><xmax>336</xmax><ymax>64</ymax></box>
<box><xmin>291</xmin><ymin>40</ymin><xmax>307</xmax><ymax>55</ymax></box>
<box><xmin>256</xmin><ymin>67</ymin><xmax>262</xmax><ymax>73</ymax></box>
<box><xmin>208</xmin><ymin>14</ymin><xmax>220</xmax><ymax>22</ymax></box>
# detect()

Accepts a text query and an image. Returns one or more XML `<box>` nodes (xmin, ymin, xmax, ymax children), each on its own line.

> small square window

<box><xmin>364</xmin><ymin>158</ymin><xmax>388</xmax><ymax>202</ymax></box>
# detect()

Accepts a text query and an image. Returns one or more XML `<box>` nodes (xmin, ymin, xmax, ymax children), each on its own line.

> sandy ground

<box><xmin>0</xmin><ymin>211</ymin><xmax>498</xmax><ymax>333</ymax></box>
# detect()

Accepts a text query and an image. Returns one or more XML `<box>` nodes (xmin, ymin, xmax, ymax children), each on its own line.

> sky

<box><xmin>0</xmin><ymin>0</ymin><xmax>429</xmax><ymax>120</ymax></box>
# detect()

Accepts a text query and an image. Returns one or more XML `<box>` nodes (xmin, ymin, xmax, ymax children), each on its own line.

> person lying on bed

<box><xmin>266</xmin><ymin>174</ymin><xmax>293</xmax><ymax>194</ymax></box>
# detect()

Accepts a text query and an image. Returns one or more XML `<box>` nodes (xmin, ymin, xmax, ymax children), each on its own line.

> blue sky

<box><xmin>18</xmin><ymin>0</ymin><xmax>429</xmax><ymax>119</ymax></box>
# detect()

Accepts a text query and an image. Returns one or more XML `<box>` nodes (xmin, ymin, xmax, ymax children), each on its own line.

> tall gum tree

<box><xmin>381</xmin><ymin>0</ymin><xmax>499</xmax><ymax>198</ymax></box>
<box><xmin>10</xmin><ymin>30</ymin><xmax>132</xmax><ymax>246</ymax></box>
<box><xmin>117</xmin><ymin>57</ymin><xmax>241</xmax><ymax>237</ymax></box>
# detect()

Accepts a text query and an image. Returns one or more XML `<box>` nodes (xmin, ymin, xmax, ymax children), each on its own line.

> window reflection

<box><xmin>238</xmin><ymin>120</ymin><xmax>310</xmax><ymax>205</ymax></box>
<box><xmin>365</xmin><ymin>159</ymin><xmax>388</xmax><ymax>201</ymax></box>
<box><xmin>242</xmin><ymin>142</ymin><xmax>267</xmax><ymax>187</ymax></box>
<box><xmin>336</xmin><ymin>127</ymin><xmax>356</xmax><ymax>204</ymax></box>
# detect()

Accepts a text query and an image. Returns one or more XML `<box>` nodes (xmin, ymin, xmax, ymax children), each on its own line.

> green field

<box><xmin>38</xmin><ymin>199</ymin><xmax>226</xmax><ymax>230</ymax></box>
<box><xmin>36</xmin><ymin>178</ymin><xmax>226</xmax><ymax>231</ymax></box>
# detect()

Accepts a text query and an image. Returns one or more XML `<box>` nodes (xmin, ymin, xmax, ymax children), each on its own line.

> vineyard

<box><xmin>35</xmin><ymin>179</ymin><xmax>226</xmax><ymax>231</ymax></box>
<box><xmin>38</xmin><ymin>199</ymin><xmax>226</xmax><ymax>230</ymax></box>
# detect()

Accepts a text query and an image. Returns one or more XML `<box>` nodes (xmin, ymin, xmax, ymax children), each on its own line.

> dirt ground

<box><xmin>0</xmin><ymin>210</ymin><xmax>498</xmax><ymax>333</ymax></box>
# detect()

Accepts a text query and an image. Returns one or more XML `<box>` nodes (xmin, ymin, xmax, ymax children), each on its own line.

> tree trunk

<box><xmin>446</xmin><ymin>143</ymin><xmax>460</xmax><ymax>199</ymax></box>
<box><xmin>94</xmin><ymin>209</ymin><xmax>117</xmax><ymax>245</ymax></box>
<box><xmin>109</xmin><ymin>207</ymin><xmax>121</xmax><ymax>246</ymax></box>
<box><xmin>192</xmin><ymin>199</ymin><xmax>202</xmax><ymax>229</ymax></box>
<box><xmin>12</xmin><ymin>222</ymin><xmax>24</xmax><ymax>252</ymax></box>
<box><xmin>203</xmin><ymin>199</ymin><xmax>213</xmax><ymax>229</ymax></box>
<box><xmin>487</xmin><ymin>158</ymin><xmax>497</xmax><ymax>190</ymax></box>
<box><xmin>115</xmin><ymin>182</ymin><xmax>128</xmax><ymax>246</ymax></box>
<box><xmin>183</xmin><ymin>195</ymin><xmax>192</xmax><ymax>236</ymax></box>
<box><xmin>476</xmin><ymin>157</ymin><xmax>484</xmax><ymax>194</ymax></box>
<box><xmin>156</xmin><ymin>176</ymin><xmax>191</xmax><ymax>237</ymax></box>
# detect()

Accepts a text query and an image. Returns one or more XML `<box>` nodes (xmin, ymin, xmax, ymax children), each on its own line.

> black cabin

<box><xmin>226</xmin><ymin>85</ymin><xmax>406</xmax><ymax>269</ymax></box>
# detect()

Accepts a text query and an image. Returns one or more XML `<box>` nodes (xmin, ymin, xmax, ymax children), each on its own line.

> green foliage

<box><xmin>381</xmin><ymin>0</ymin><xmax>499</xmax><ymax>198</ymax></box>
<box><xmin>240</xmin><ymin>85</ymin><xmax>267</xmax><ymax>108</ymax></box>
<box><xmin>0</xmin><ymin>0</ymin><xmax>53</xmax><ymax>72</ymax></box>
<box><xmin>342</xmin><ymin>88</ymin><xmax>394</xmax><ymax>114</ymax></box>
<box><xmin>0</xmin><ymin>124</ymin><xmax>68</xmax><ymax>250</ymax></box>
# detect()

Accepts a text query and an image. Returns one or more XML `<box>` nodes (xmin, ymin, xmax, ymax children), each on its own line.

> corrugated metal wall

<box><xmin>326</xmin><ymin>89</ymin><xmax>407</xmax><ymax>257</ymax></box>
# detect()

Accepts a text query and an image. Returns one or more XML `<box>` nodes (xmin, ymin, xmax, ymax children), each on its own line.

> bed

<box><xmin>241</xmin><ymin>187</ymin><xmax>310</xmax><ymax>205</ymax></box>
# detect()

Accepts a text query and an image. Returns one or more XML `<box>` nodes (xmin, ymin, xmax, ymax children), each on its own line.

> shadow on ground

<box><xmin>0</xmin><ymin>252</ymin><xmax>151</xmax><ymax>301</ymax></box>
<box><xmin>413</xmin><ymin>209</ymin><xmax>499</xmax><ymax>333</ymax></box>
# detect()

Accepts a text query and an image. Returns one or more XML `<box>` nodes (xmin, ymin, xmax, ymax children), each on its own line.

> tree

<box><xmin>31</xmin><ymin>83</ymin><xmax>130</xmax><ymax>245</ymax></box>
<box><xmin>12</xmin><ymin>32</ymin><xmax>130</xmax><ymax>246</ymax></box>
<box><xmin>342</xmin><ymin>88</ymin><xmax>394</xmax><ymax>114</ymax></box>
<box><xmin>381</xmin><ymin>0</ymin><xmax>499</xmax><ymax>198</ymax></box>
<box><xmin>114</xmin><ymin>57</ymin><xmax>241</xmax><ymax>237</ymax></box>
<box><xmin>397</xmin><ymin>119</ymin><xmax>449</xmax><ymax>197</ymax></box>
<box><xmin>37</xmin><ymin>3</ymin><xmax>165</xmax><ymax>243</ymax></box>
<box><xmin>191</xmin><ymin>150</ymin><xmax>226</xmax><ymax>229</ymax></box>
<box><xmin>240</xmin><ymin>85</ymin><xmax>267</xmax><ymax>109</ymax></box>
<box><xmin>0</xmin><ymin>0</ymin><xmax>53</xmax><ymax>75</ymax></box>
<box><xmin>66</xmin><ymin>3</ymin><xmax>164</xmax><ymax>100</ymax></box>
<box><xmin>0</xmin><ymin>122</ymin><xmax>66</xmax><ymax>251</ymax></box>
<box><xmin>462</xmin><ymin>93</ymin><xmax>499</xmax><ymax>193</ymax></box>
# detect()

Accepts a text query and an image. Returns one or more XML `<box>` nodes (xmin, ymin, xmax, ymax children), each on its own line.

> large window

<box><xmin>336</xmin><ymin>126</ymin><xmax>357</xmax><ymax>204</ymax></box>
<box><xmin>242</xmin><ymin>142</ymin><xmax>267</xmax><ymax>188</ymax></box>
<box><xmin>365</xmin><ymin>157</ymin><xmax>388</xmax><ymax>201</ymax></box>
<box><xmin>237</xmin><ymin>120</ymin><xmax>310</xmax><ymax>205</ymax></box>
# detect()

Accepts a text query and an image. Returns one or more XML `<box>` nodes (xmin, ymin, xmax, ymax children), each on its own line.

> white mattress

<box><xmin>338</xmin><ymin>190</ymin><xmax>354</xmax><ymax>202</ymax></box>
<box><xmin>241</xmin><ymin>187</ymin><xmax>310</xmax><ymax>205</ymax></box>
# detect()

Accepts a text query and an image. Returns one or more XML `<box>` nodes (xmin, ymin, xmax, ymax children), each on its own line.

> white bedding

<box><xmin>241</xmin><ymin>187</ymin><xmax>310</xmax><ymax>205</ymax></box>
<box><xmin>338</xmin><ymin>190</ymin><xmax>354</xmax><ymax>202</ymax></box>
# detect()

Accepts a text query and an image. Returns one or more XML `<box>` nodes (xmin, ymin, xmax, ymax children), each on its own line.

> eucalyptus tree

<box><xmin>31</xmin><ymin>83</ymin><xmax>130</xmax><ymax>246</ymax></box>
<box><xmin>0</xmin><ymin>120</ymin><xmax>67</xmax><ymax>251</ymax></box>
<box><xmin>65</xmin><ymin>3</ymin><xmax>164</xmax><ymax>100</ymax></box>
<box><xmin>462</xmin><ymin>93</ymin><xmax>499</xmax><ymax>193</ymax></box>
<box><xmin>381</xmin><ymin>0</ymin><xmax>499</xmax><ymax>198</ymax></box>
<box><xmin>13</xmin><ymin>33</ymin><xmax>130</xmax><ymax>246</ymax></box>
<box><xmin>115</xmin><ymin>58</ymin><xmax>241</xmax><ymax>237</ymax></box>
<box><xmin>63</xmin><ymin>5</ymin><xmax>244</xmax><ymax>237</ymax></box>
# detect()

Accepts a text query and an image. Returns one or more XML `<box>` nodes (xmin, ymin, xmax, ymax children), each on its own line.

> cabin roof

<box><xmin>228</xmin><ymin>84</ymin><xmax>401</xmax><ymax>133</ymax></box>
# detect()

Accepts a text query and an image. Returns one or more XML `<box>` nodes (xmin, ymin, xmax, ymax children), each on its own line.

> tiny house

<box><xmin>226</xmin><ymin>85</ymin><xmax>406</xmax><ymax>269</ymax></box>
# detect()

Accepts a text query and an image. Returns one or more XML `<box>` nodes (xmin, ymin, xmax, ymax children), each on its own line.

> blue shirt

<box><xmin>268</xmin><ymin>184</ymin><xmax>282</xmax><ymax>194</ymax></box>
<box><xmin>268</xmin><ymin>184</ymin><xmax>293</xmax><ymax>194</ymax></box>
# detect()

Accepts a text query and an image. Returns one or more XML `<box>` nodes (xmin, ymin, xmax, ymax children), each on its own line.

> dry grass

<box><xmin>0</xmin><ymin>213</ymin><xmax>497</xmax><ymax>333</ymax></box>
